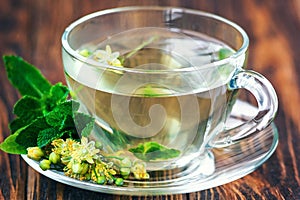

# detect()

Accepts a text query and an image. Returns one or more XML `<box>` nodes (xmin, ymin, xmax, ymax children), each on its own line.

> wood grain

<box><xmin>1</xmin><ymin>0</ymin><xmax>300</xmax><ymax>199</ymax></box>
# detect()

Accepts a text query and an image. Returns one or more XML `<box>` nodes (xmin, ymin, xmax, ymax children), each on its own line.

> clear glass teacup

<box><xmin>62</xmin><ymin>7</ymin><xmax>278</xmax><ymax>175</ymax></box>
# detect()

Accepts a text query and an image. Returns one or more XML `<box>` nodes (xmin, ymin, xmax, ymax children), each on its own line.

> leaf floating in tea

<box><xmin>129</xmin><ymin>141</ymin><xmax>181</xmax><ymax>161</ymax></box>
<box><xmin>142</xmin><ymin>85</ymin><xmax>158</xmax><ymax>97</ymax></box>
<box><xmin>79</xmin><ymin>49</ymin><xmax>92</xmax><ymax>57</ymax></box>
<box><xmin>218</xmin><ymin>48</ymin><xmax>233</xmax><ymax>60</ymax></box>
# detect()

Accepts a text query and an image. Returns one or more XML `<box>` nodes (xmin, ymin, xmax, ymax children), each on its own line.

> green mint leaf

<box><xmin>45</xmin><ymin>100</ymin><xmax>79</xmax><ymax>127</ymax></box>
<box><xmin>9</xmin><ymin>117</ymin><xmax>30</xmax><ymax>133</ymax></box>
<box><xmin>59</xmin><ymin>114</ymin><xmax>75</xmax><ymax>131</ymax></box>
<box><xmin>74</xmin><ymin>112</ymin><xmax>94</xmax><ymax>137</ymax></box>
<box><xmin>129</xmin><ymin>141</ymin><xmax>181</xmax><ymax>161</ymax></box>
<box><xmin>7</xmin><ymin>100</ymin><xmax>82</xmax><ymax>150</ymax></box>
<box><xmin>42</xmin><ymin>83</ymin><xmax>69</xmax><ymax>113</ymax></box>
<box><xmin>0</xmin><ymin>128</ymin><xmax>27</xmax><ymax>154</ymax></box>
<box><xmin>59</xmin><ymin>115</ymin><xmax>79</xmax><ymax>139</ymax></box>
<box><xmin>3</xmin><ymin>55</ymin><xmax>52</xmax><ymax>98</ymax></box>
<box><xmin>37</xmin><ymin>127</ymin><xmax>64</xmax><ymax>147</ymax></box>
<box><xmin>9</xmin><ymin>96</ymin><xmax>43</xmax><ymax>133</ymax></box>
<box><xmin>65</xmin><ymin>130</ymin><xmax>79</xmax><ymax>139</ymax></box>
<box><xmin>50</xmin><ymin>83</ymin><xmax>69</xmax><ymax>102</ymax></box>
<box><xmin>13</xmin><ymin>96</ymin><xmax>43</xmax><ymax>119</ymax></box>
<box><xmin>15</xmin><ymin>117</ymin><xmax>51</xmax><ymax>149</ymax></box>
<box><xmin>9</xmin><ymin>85</ymin><xmax>69</xmax><ymax>133</ymax></box>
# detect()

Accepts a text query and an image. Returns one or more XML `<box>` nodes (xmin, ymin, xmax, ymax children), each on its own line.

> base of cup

<box><xmin>121</xmin><ymin>150</ymin><xmax>216</xmax><ymax>183</ymax></box>
<box><xmin>144</xmin><ymin>149</ymin><xmax>215</xmax><ymax>171</ymax></box>
<box><xmin>87</xmin><ymin>121</ymin><xmax>215</xmax><ymax>174</ymax></box>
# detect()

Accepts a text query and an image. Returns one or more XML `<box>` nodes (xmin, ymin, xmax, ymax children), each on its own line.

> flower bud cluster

<box><xmin>26</xmin><ymin>137</ymin><xmax>150</xmax><ymax>186</ymax></box>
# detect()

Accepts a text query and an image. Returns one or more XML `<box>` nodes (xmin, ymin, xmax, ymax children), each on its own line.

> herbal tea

<box><xmin>63</xmin><ymin>28</ymin><xmax>236</xmax><ymax>170</ymax></box>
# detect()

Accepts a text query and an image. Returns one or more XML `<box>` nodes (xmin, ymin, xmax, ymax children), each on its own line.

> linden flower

<box><xmin>52</xmin><ymin>138</ymin><xmax>78</xmax><ymax>157</ymax></box>
<box><xmin>131</xmin><ymin>160</ymin><xmax>150</xmax><ymax>180</ymax></box>
<box><xmin>90</xmin><ymin>160</ymin><xmax>117</xmax><ymax>184</ymax></box>
<box><xmin>70</xmin><ymin>137</ymin><xmax>100</xmax><ymax>164</ymax></box>
<box><xmin>93</xmin><ymin>45</ymin><xmax>123</xmax><ymax>67</ymax></box>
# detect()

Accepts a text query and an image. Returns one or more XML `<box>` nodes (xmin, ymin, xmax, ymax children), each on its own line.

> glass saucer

<box><xmin>21</xmin><ymin>100</ymin><xmax>278</xmax><ymax>195</ymax></box>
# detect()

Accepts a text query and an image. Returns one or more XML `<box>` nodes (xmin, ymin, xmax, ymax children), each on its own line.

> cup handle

<box><xmin>209</xmin><ymin>69</ymin><xmax>278</xmax><ymax>148</ymax></box>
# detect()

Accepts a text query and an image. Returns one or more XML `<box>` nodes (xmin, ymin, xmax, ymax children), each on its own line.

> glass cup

<box><xmin>61</xmin><ymin>7</ymin><xmax>278</xmax><ymax>176</ymax></box>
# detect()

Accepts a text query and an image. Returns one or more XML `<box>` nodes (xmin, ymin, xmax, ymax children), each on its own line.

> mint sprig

<box><xmin>0</xmin><ymin>55</ymin><xmax>94</xmax><ymax>154</ymax></box>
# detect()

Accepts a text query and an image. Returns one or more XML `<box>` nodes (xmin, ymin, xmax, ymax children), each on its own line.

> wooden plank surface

<box><xmin>0</xmin><ymin>0</ymin><xmax>299</xmax><ymax>199</ymax></box>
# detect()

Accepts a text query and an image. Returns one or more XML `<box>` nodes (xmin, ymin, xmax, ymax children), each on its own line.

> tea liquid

<box><xmin>64</xmin><ymin>29</ymin><xmax>235</xmax><ymax>168</ymax></box>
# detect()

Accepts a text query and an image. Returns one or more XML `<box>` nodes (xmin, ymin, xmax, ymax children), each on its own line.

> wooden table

<box><xmin>0</xmin><ymin>1</ymin><xmax>299</xmax><ymax>199</ymax></box>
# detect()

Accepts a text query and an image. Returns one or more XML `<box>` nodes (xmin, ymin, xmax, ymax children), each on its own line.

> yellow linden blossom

<box><xmin>52</xmin><ymin>137</ymin><xmax>99</xmax><ymax>164</ymax></box>
<box><xmin>93</xmin><ymin>45</ymin><xmax>123</xmax><ymax>67</ymax></box>
<box><xmin>131</xmin><ymin>160</ymin><xmax>150</xmax><ymax>180</ymax></box>
<box><xmin>71</xmin><ymin>137</ymin><xmax>100</xmax><ymax>164</ymax></box>
<box><xmin>52</xmin><ymin>138</ymin><xmax>78</xmax><ymax>156</ymax></box>
<box><xmin>90</xmin><ymin>160</ymin><xmax>117</xmax><ymax>183</ymax></box>
<box><xmin>49</xmin><ymin>137</ymin><xmax>150</xmax><ymax>184</ymax></box>
<box><xmin>51</xmin><ymin>138</ymin><xmax>79</xmax><ymax>165</ymax></box>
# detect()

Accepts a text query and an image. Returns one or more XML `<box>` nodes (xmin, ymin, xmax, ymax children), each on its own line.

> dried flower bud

<box><xmin>120</xmin><ymin>158</ymin><xmax>131</xmax><ymax>168</ymax></box>
<box><xmin>97</xmin><ymin>176</ymin><xmax>106</xmax><ymax>185</ymax></box>
<box><xmin>27</xmin><ymin>147</ymin><xmax>44</xmax><ymax>161</ymax></box>
<box><xmin>95</xmin><ymin>141</ymin><xmax>103</xmax><ymax>149</ymax></box>
<box><xmin>39</xmin><ymin>159</ymin><xmax>51</xmax><ymax>171</ymax></box>
<box><xmin>72</xmin><ymin>162</ymin><xmax>89</xmax><ymax>174</ymax></box>
<box><xmin>120</xmin><ymin>167</ymin><xmax>130</xmax><ymax>179</ymax></box>
<box><xmin>49</xmin><ymin>152</ymin><xmax>60</xmax><ymax>164</ymax></box>
<box><xmin>115</xmin><ymin>178</ymin><xmax>124</xmax><ymax>186</ymax></box>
